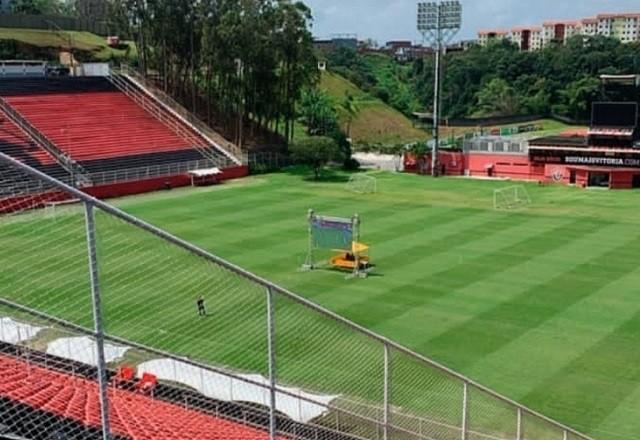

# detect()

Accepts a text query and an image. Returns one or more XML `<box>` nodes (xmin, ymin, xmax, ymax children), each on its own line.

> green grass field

<box><xmin>3</xmin><ymin>170</ymin><xmax>640</xmax><ymax>439</ymax></box>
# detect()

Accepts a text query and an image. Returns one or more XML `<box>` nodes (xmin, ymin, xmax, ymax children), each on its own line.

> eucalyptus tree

<box><xmin>112</xmin><ymin>0</ymin><xmax>317</xmax><ymax>145</ymax></box>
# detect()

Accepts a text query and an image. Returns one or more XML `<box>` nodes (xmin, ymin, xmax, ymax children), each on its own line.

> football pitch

<box><xmin>3</xmin><ymin>169</ymin><xmax>640</xmax><ymax>439</ymax></box>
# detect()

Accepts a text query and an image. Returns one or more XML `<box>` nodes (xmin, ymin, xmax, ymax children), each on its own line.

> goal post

<box><xmin>346</xmin><ymin>174</ymin><xmax>377</xmax><ymax>194</ymax></box>
<box><xmin>493</xmin><ymin>185</ymin><xmax>531</xmax><ymax>210</ymax></box>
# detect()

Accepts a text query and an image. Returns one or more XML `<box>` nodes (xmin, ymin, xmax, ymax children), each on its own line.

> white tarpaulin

<box><xmin>188</xmin><ymin>168</ymin><xmax>222</xmax><ymax>178</ymax></box>
<box><xmin>137</xmin><ymin>358</ymin><xmax>339</xmax><ymax>423</ymax></box>
<box><xmin>47</xmin><ymin>336</ymin><xmax>129</xmax><ymax>365</ymax></box>
<box><xmin>0</xmin><ymin>317</ymin><xmax>45</xmax><ymax>343</ymax></box>
<box><xmin>353</xmin><ymin>153</ymin><xmax>404</xmax><ymax>172</ymax></box>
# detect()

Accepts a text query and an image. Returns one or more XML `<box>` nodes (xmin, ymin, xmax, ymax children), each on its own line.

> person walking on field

<box><xmin>196</xmin><ymin>295</ymin><xmax>207</xmax><ymax>316</ymax></box>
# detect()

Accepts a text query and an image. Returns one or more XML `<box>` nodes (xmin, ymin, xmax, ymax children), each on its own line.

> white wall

<box><xmin>77</xmin><ymin>62</ymin><xmax>110</xmax><ymax>77</ymax></box>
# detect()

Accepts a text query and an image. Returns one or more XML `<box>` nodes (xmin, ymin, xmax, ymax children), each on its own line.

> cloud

<box><xmin>304</xmin><ymin>0</ymin><xmax>640</xmax><ymax>42</ymax></box>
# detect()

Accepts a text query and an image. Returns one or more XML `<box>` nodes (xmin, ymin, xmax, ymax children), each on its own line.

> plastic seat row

<box><xmin>0</xmin><ymin>355</ymin><xmax>281</xmax><ymax>440</ymax></box>
<box><xmin>1</xmin><ymin>77</ymin><xmax>210</xmax><ymax>163</ymax></box>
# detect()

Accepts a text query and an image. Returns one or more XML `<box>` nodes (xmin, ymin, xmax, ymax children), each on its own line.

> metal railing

<box><xmin>88</xmin><ymin>159</ymin><xmax>218</xmax><ymax>186</ymax></box>
<box><xmin>116</xmin><ymin>65</ymin><xmax>245</xmax><ymax>165</ymax></box>
<box><xmin>105</xmin><ymin>72</ymin><xmax>231</xmax><ymax>168</ymax></box>
<box><xmin>0</xmin><ymin>98</ymin><xmax>92</xmax><ymax>187</ymax></box>
<box><xmin>0</xmin><ymin>152</ymin><xmax>595</xmax><ymax>440</ymax></box>
<box><xmin>248</xmin><ymin>151</ymin><xmax>291</xmax><ymax>172</ymax></box>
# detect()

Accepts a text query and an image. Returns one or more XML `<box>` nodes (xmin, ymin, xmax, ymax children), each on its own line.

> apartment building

<box><xmin>477</xmin><ymin>29</ymin><xmax>509</xmax><ymax>46</ymax></box>
<box><xmin>478</xmin><ymin>12</ymin><xmax>640</xmax><ymax>51</ymax></box>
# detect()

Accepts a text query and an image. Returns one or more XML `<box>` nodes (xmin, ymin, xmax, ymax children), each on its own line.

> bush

<box><xmin>343</xmin><ymin>157</ymin><xmax>360</xmax><ymax>171</ymax></box>
<box><xmin>290</xmin><ymin>136</ymin><xmax>342</xmax><ymax>179</ymax></box>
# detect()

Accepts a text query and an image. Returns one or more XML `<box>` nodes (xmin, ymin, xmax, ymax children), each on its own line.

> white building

<box><xmin>596</xmin><ymin>13</ymin><xmax>640</xmax><ymax>43</ymax></box>
<box><xmin>478</xmin><ymin>12</ymin><xmax>640</xmax><ymax>51</ymax></box>
<box><xmin>477</xmin><ymin>29</ymin><xmax>509</xmax><ymax>46</ymax></box>
<box><xmin>507</xmin><ymin>27</ymin><xmax>543</xmax><ymax>51</ymax></box>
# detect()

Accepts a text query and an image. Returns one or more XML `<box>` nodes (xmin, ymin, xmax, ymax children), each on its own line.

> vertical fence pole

<box><xmin>563</xmin><ymin>430</ymin><xmax>568</xmax><ymax>440</ymax></box>
<box><xmin>383</xmin><ymin>343</ymin><xmax>390</xmax><ymax>440</ymax></box>
<box><xmin>516</xmin><ymin>408</ymin><xmax>522</xmax><ymax>440</ymax></box>
<box><xmin>461</xmin><ymin>382</ymin><xmax>468</xmax><ymax>440</ymax></box>
<box><xmin>84</xmin><ymin>202</ymin><xmax>111</xmax><ymax>440</ymax></box>
<box><xmin>266</xmin><ymin>287</ymin><xmax>277</xmax><ymax>440</ymax></box>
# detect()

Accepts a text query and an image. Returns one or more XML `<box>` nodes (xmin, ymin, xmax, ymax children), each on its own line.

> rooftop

<box><xmin>529</xmin><ymin>135</ymin><xmax>588</xmax><ymax>148</ymax></box>
<box><xmin>478</xmin><ymin>29</ymin><xmax>509</xmax><ymax>36</ymax></box>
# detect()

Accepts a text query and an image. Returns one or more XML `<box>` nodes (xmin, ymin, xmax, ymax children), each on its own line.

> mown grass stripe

<box><xmin>420</xmin><ymin>223</ymin><xmax>638</xmax><ymax>371</ymax></box>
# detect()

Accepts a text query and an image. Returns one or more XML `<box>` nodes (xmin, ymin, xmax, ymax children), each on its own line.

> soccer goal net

<box><xmin>346</xmin><ymin>174</ymin><xmax>377</xmax><ymax>194</ymax></box>
<box><xmin>494</xmin><ymin>185</ymin><xmax>532</xmax><ymax>210</ymax></box>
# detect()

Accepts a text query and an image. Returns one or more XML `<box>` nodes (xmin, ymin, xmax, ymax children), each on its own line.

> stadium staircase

<box><xmin>108</xmin><ymin>65</ymin><xmax>244</xmax><ymax>167</ymax></box>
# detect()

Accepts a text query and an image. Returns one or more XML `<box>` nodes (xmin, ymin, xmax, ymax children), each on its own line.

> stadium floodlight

<box><xmin>417</xmin><ymin>1</ymin><xmax>462</xmax><ymax>177</ymax></box>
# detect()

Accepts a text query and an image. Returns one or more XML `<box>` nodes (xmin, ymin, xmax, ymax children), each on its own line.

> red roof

<box><xmin>478</xmin><ymin>29</ymin><xmax>509</xmax><ymax>36</ymax></box>
<box><xmin>597</xmin><ymin>13</ymin><xmax>640</xmax><ymax>19</ymax></box>
<box><xmin>543</xmin><ymin>20</ymin><xmax>580</xmax><ymax>26</ymax></box>
<box><xmin>512</xmin><ymin>26</ymin><xmax>542</xmax><ymax>32</ymax></box>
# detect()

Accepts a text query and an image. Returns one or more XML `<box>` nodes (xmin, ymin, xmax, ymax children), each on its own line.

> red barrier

<box><xmin>0</xmin><ymin>166</ymin><xmax>250</xmax><ymax>214</ymax></box>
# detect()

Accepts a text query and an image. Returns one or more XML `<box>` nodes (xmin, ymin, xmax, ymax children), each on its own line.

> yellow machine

<box><xmin>330</xmin><ymin>242</ymin><xmax>371</xmax><ymax>273</ymax></box>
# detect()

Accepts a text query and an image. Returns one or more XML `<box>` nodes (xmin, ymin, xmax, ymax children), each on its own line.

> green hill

<box><xmin>0</xmin><ymin>28</ymin><xmax>135</xmax><ymax>61</ymax></box>
<box><xmin>319</xmin><ymin>70</ymin><xmax>428</xmax><ymax>146</ymax></box>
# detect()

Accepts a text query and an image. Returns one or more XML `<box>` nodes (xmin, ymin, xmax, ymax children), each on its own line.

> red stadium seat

<box><xmin>0</xmin><ymin>78</ymin><xmax>219</xmax><ymax>179</ymax></box>
<box><xmin>136</xmin><ymin>372</ymin><xmax>158</xmax><ymax>394</ymax></box>
<box><xmin>0</xmin><ymin>354</ymin><xmax>281</xmax><ymax>440</ymax></box>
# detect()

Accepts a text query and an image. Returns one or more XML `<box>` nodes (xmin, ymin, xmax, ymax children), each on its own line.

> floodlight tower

<box><xmin>417</xmin><ymin>1</ymin><xmax>462</xmax><ymax>177</ymax></box>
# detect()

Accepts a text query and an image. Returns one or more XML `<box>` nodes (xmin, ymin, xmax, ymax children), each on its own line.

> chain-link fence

<box><xmin>0</xmin><ymin>152</ymin><xmax>593</xmax><ymax>440</ymax></box>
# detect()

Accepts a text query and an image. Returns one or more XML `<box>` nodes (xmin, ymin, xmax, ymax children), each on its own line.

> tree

<box><xmin>112</xmin><ymin>0</ymin><xmax>317</xmax><ymax>147</ymax></box>
<box><xmin>11</xmin><ymin>0</ymin><xmax>62</xmax><ymax>14</ymax></box>
<box><xmin>290</xmin><ymin>136</ymin><xmax>342</xmax><ymax>179</ymax></box>
<box><xmin>299</xmin><ymin>89</ymin><xmax>339</xmax><ymax>136</ymax></box>
<box><xmin>341</xmin><ymin>93</ymin><xmax>360</xmax><ymax>139</ymax></box>
<box><xmin>562</xmin><ymin>76</ymin><xmax>600</xmax><ymax>120</ymax></box>
<box><xmin>474</xmin><ymin>78</ymin><xmax>521</xmax><ymax>116</ymax></box>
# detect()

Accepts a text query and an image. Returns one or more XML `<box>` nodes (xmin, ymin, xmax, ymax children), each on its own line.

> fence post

<box><xmin>461</xmin><ymin>382</ymin><xmax>468</xmax><ymax>440</ymax></box>
<box><xmin>84</xmin><ymin>202</ymin><xmax>111</xmax><ymax>440</ymax></box>
<box><xmin>563</xmin><ymin>430</ymin><xmax>568</xmax><ymax>440</ymax></box>
<box><xmin>266</xmin><ymin>286</ymin><xmax>277</xmax><ymax>440</ymax></box>
<box><xmin>383</xmin><ymin>343</ymin><xmax>390</xmax><ymax>440</ymax></box>
<box><xmin>516</xmin><ymin>408</ymin><xmax>522</xmax><ymax>440</ymax></box>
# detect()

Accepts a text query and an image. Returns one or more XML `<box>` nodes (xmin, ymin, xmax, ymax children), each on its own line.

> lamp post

<box><xmin>417</xmin><ymin>1</ymin><xmax>462</xmax><ymax>177</ymax></box>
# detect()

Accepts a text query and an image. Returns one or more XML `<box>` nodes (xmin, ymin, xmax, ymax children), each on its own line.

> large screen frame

<box><xmin>591</xmin><ymin>102</ymin><xmax>638</xmax><ymax>127</ymax></box>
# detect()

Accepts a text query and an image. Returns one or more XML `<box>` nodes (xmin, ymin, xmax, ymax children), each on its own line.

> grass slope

<box><xmin>0</xmin><ymin>27</ymin><xmax>135</xmax><ymax>60</ymax></box>
<box><xmin>318</xmin><ymin>71</ymin><xmax>579</xmax><ymax>147</ymax></box>
<box><xmin>319</xmin><ymin>71</ymin><xmax>428</xmax><ymax>145</ymax></box>
<box><xmin>3</xmin><ymin>172</ymin><xmax>640</xmax><ymax>438</ymax></box>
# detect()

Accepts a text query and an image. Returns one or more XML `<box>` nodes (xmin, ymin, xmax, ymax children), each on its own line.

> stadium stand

<box><xmin>0</xmin><ymin>353</ymin><xmax>279</xmax><ymax>440</ymax></box>
<box><xmin>0</xmin><ymin>341</ymin><xmax>349</xmax><ymax>440</ymax></box>
<box><xmin>0</xmin><ymin>109</ymin><xmax>68</xmax><ymax>181</ymax></box>
<box><xmin>0</xmin><ymin>77</ymin><xmax>246</xmax><ymax>199</ymax></box>
<box><xmin>0</xmin><ymin>78</ymin><xmax>206</xmax><ymax>160</ymax></box>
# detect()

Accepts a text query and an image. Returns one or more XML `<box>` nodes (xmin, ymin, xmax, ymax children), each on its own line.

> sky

<box><xmin>303</xmin><ymin>0</ymin><xmax>640</xmax><ymax>43</ymax></box>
